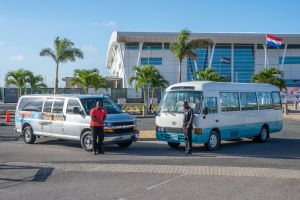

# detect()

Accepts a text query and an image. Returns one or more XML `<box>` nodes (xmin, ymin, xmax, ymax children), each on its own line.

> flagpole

<box><xmin>280</xmin><ymin>44</ymin><xmax>287</xmax><ymax>71</ymax></box>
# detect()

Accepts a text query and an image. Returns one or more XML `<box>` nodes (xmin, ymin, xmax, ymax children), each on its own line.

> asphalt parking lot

<box><xmin>0</xmin><ymin>118</ymin><xmax>299</xmax><ymax>200</ymax></box>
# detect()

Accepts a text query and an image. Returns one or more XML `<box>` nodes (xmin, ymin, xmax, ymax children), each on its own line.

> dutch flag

<box><xmin>266</xmin><ymin>34</ymin><xmax>283</xmax><ymax>48</ymax></box>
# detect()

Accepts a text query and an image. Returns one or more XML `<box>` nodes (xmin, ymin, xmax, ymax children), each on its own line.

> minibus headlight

<box><xmin>156</xmin><ymin>126</ymin><xmax>165</xmax><ymax>132</ymax></box>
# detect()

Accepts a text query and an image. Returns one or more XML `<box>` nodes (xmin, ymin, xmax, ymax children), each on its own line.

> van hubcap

<box><xmin>24</xmin><ymin>129</ymin><xmax>31</xmax><ymax>141</ymax></box>
<box><xmin>209</xmin><ymin>134</ymin><xmax>218</xmax><ymax>147</ymax></box>
<box><xmin>84</xmin><ymin>135</ymin><xmax>93</xmax><ymax>149</ymax></box>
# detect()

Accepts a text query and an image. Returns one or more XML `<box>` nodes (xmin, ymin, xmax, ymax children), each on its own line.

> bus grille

<box><xmin>164</xmin><ymin>127</ymin><xmax>183</xmax><ymax>133</ymax></box>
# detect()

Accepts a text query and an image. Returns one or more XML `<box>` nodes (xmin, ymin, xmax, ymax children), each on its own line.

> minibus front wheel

<box><xmin>204</xmin><ymin>130</ymin><xmax>220</xmax><ymax>151</ymax></box>
<box><xmin>168</xmin><ymin>142</ymin><xmax>180</xmax><ymax>148</ymax></box>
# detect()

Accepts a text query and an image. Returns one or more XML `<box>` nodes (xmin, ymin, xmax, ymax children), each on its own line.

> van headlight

<box><xmin>105</xmin><ymin>122</ymin><xmax>113</xmax><ymax>128</ymax></box>
<box><xmin>156</xmin><ymin>126</ymin><xmax>165</xmax><ymax>132</ymax></box>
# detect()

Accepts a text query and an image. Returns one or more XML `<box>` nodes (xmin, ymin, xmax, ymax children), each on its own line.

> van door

<box><xmin>63</xmin><ymin>98</ymin><xmax>84</xmax><ymax>137</ymax></box>
<box><xmin>41</xmin><ymin>98</ymin><xmax>54</xmax><ymax>135</ymax></box>
<box><xmin>51</xmin><ymin>98</ymin><xmax>65</xmax><ymax>136</ymax></box>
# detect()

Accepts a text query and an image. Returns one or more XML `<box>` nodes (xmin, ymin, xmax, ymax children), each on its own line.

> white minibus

<box><xmin>156</xmin><ymin>81</ymin><xmax>283</xmax><ymax>150</ymax></box>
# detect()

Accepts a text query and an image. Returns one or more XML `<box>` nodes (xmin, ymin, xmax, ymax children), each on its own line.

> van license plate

<box><xmin>171</xmin><ymin>135</ymin><xmax>178</xmax><ymax>140</ymax></box>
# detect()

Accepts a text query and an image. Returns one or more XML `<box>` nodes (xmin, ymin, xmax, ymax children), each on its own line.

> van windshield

<box><xmin>80</xmin><ymin>98</ymin><xmax>122</xmax><ymax>115</ymax></box>
<box><xmin>158</xmin><ymin>91</ymin><xmax>202</xmax><ymax>114</ymax></box>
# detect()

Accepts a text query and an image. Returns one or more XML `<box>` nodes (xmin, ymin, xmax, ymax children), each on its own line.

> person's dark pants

<box><xmin>184</xmin><ymin>127</ymin><xmax>192</xmax><ymax>154</ymax></box>
<box><xmin>91</xmin><ymin>126</ymin><xmax>104</xmax><ymax>153</ymax></box>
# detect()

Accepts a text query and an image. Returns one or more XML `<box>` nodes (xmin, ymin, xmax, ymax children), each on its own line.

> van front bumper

<box><xmin>103</xmin><ymin>131</ymin><xmax>139</xmax><ymax>144</ymax></box>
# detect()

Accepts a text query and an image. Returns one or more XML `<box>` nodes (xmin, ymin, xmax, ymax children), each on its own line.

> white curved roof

<box><xmin>165</xmin><ymin>81</ymin><xmax>279</xmax><ymax>92</ymax></box>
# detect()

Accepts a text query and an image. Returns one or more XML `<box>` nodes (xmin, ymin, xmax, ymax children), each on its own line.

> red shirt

<box><xmin>90</xmin><ymin>107</ymin><xmax>107</xmax><ymax>126</ymax></box>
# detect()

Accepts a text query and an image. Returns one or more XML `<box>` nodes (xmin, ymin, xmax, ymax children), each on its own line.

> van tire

<box><xmin>80</xmin><ymin>131</ymin><xmax>93</xmax><ymax>151</ymax></box>
<box><xmin>168</xmin><ymin>142</ymin><xmax>180</xmax><ymax>148</ymax></box>
<box><xmin>23</xmin><ymin>126</ymin><xmax>36</xmax><ymax>144</ymax></box>
<box><xmin>253</xmin><ymin>126</ymin><xmax>269</xmax><ymax>143</ymax></box>
<box><xmin>117</xmin><ymin>141</ymin><xmax>132</xmax><ymax>148</ymax></box>
<box><xmin>204</xmin><ymin>130</ymin><xmax>220</xmax><ymax>151</ymax></box>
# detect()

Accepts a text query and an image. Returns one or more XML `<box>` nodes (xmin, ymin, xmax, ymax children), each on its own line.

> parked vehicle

<box><xmin>15</xmin><ymin>95</ymin><xmax>139</xmax><ymax>151</ymax></box>
<box><xmin>156</xmin><ymin>81</ymin><xmax>283</xmax><ymax>150</ymax></box>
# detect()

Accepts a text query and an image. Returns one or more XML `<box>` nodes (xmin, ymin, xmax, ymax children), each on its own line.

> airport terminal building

<box><xmin>106</xmin><ymin>31</ymin><xmax>300</xmax><ymax>88</ymax></box>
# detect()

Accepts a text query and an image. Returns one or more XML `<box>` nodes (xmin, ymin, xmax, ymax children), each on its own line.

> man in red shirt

<box><xmin>90</xmin><ymin>101</ymin><xmax>107</xmax><ymax>155</ymax></box>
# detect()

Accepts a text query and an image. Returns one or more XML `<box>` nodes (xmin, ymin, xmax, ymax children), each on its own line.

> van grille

<box><xmin>112</xmin><ymin>121</ymin><xmax>134</xmax><ymax>126</ymax></box>
<box><xmin>114</xmin><ymin>127</ymin><xmax>134</xmax><ymax>133</ymax></box>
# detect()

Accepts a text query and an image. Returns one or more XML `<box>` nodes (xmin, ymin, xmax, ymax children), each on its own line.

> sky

<box><xmin>0</xmin><ymin>0</ymin><xmax>299</xmax><ymax>87</ymax></box>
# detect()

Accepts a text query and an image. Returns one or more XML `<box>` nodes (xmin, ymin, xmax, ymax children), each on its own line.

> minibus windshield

<box><xmin>158</xmin><ymin>91</ymin><xmax>202</xmax><ymax>114</ymax></box>
<box><xmin>80</xmin><ymin>98</ymin><xmax>122</xmax><ymax>115</ymax></box>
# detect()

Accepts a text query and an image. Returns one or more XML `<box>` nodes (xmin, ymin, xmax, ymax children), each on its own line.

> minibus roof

<box><xmin>166</xmin><ymin>81</ymin><xmax>280</xmax><ymax>92</ymax></box>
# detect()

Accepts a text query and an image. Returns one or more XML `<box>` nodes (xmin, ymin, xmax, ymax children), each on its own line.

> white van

<box><xmin>156</xmin><ymin>81</ymin><xmax>283</xmax><ymax>150</ymax></box>
<box><xmin>15</xmin><ymin>95</ymin><xmax>139</xmax><ymax>151</ymax></box>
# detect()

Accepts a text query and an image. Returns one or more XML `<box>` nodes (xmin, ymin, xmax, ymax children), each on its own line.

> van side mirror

<box><xmin>72</xmin><ymin>107</ymin><xmax>81</xmax><ymax>114</ymax></box>
<box><xmin>202</xmin><ymin>106</ymin><xmax>208</xmax><ymax>115</ymax></box>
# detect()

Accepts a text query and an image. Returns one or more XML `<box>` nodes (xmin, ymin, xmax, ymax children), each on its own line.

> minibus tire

<box><xmin>168</xmin><ymin>142</ymin><xmax>180</xmax><ymax>148</ymax></box>
<box><xmin>117</xmin><ymin>141</ymin><xmax>132</xmax><ymax>148</ymax></box>
<box><xmin>80</xmin><ymin>131</ymin><xmax>93</xmax><ymax>151</ymax></box>
<box><xmin>253</xmin><ymin>126</ymin><xmax>269</xmax><ymax>143</ymax></box>
<box><xmin>23</xmin><ymin>126</ymin><xmax>36</xmax><ymax>144</ymax></box>
<box><xmin>204</xmin><ymin>130</ymin><xmax>220</xmax><ymax>151</ymax></box>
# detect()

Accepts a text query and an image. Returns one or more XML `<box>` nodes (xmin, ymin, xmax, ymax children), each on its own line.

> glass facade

<box><xmin>187</xmin><ymin>48</ymin><xmax>209</xmax><ymax>81</ymax></box>
<box><xmin>142</xmin><ymin>42</ymin><xmax>162</xmax><ymax>50</ymax></box>
<box><xmin>141</xmin><ymin>57</ymin><xmax>162</xmax><ymax>65</ymax></box>
<box><xmin>279</xmin><ymin>57</ymin><xmax>300</xmax><ymax>64</ymax></box>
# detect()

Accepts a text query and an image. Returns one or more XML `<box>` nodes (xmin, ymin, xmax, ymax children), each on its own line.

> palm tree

<box><xmin>27</xmin><ymin>74</ymin><xmax>47</xmax><ymax>94</ymax></box>
<box><xmin>252</xmin><ymin>67</ymin><xmax>286</xmax><ymax>90</ymax></box>
<box><xmin>5</xmin><ymin>69</ymin><xmax>32</xmax><ymax>97</ymax></box>
<box><xmin>40</xmin><ymin>37</ymin><xmax>84</xmax><ymax>94</ymax></box>
<box><xmin>193</xmin><ymin>68</ymin><xmax>228</xmax><ymax>82</ymax></box>
<box><xmin>150</xmin><ymin>73</ymin><xmax>169</xmax><ymax>100</ymax></box>
<box><xmin>170</xmin><ymin>29</ymin><xmax>213</xmax><ymax>83</ymax></box>
<box><xmin>69</xmin><ymin>68</ymin><xmax>107</xmax><ymax>94</ymax></box>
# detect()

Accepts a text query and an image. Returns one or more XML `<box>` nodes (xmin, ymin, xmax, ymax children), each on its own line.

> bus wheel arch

<box><xmin>204</xmin><ymin>128</ymin><xmax>221</xmax><ymax>151</ymax></box>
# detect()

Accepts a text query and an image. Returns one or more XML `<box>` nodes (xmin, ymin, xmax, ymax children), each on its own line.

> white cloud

<box><xmin>103</xmin><ymin>20</ymin><xmax>118</xmax><ymax>29</ymax></box>
<box><xmin>83</xmin><ymin>45</ymin><xmax>97</xmax><ymax>54</ymax></box>
<box><xmin>5</xmin><ymin>54</ymin><xmax>25</xmax><ymax>61</ymax></box>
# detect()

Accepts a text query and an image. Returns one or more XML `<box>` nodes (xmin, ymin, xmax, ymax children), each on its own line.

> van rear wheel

<box><xmin>81</xmin><ymin>131</ymin><xmax>93</xmax><ymax>151</ymax></box>
<box><xmin>168</xmin><ymin>142</ymin><xmax>180</xmax><ymax>148</ymax></box>
<box><xmin>23</xmin><ymin>126</ymin><xmax>36</xmax><ymax>144</ymax></box>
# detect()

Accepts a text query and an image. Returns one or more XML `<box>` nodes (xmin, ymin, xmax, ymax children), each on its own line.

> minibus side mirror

<box><xmin>202</xmin><ymin>106</ymin><xmax>208</xmax><ymax>115</ymax></box>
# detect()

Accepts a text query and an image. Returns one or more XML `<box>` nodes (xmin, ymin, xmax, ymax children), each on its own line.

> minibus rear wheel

<box><xmin>168</xmin><ymin>142</ymin><xmax>180</xmax><ymax>148</ymax></box>
<box><xmin>23</xmin><ymin>126</ymin><xmax>36</xmax><ymax>144</ymax></box>
<box><xmin>253</xmin><ymin>126</ymin><xmax>269</xmax><ymax>143</ymax></box>
<box><xmin>204</xmin><ymin>130</ymin><xmax>220</xmax><ymax>151</ymax></box>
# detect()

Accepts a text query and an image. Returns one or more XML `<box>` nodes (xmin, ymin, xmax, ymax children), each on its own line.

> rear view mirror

<box><xmin>72</xmin><ymin>107</ymin><xmax>81</xmax><ymax>114</ymax></box>
<box><xmin>202</xmin><ymin>106</ymin><xmax>208</xmax><ymax>115</ymax></box>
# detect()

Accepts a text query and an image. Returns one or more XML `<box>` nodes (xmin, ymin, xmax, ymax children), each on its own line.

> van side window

<box><xmin>52</xmin><ymin>98</ymin><xmax>65</xmax><ymax>113</ymax></box>
<box><xmin>257</xmin><ymin>92</ymin><xmax>272</xmax><ymax>109</ymax></box>
<box><xmin>272</xmin><ymin>92</ymin><xmax>282</xmax><ymax>110</ymax></box>
<box><xmin>67</xmin><ymin>99</ymin><xmax>82</xmax><ymax>114</ymax></box>
<box><xmin>203</xmin><ymin>97</ymin><xmax>218</xmax><ymax>114</ymax></box>
<box><xmin>220</xmin><ymin>92</ymin><xmax>240</xmax><ymax>112</ymax></box>
<box><xmin>19</xmin><ymin>98</ymin><xmax>43</xmax><ymax>112</ymax></box>
<box><xmin>240</xmin><ymin>92</ymin><xmax>258</xmax><ymax>111</ymax></box>
<box><xmin>43</xmin><ymin>98</ymin><xmax>54</xmax><ymax>113</ymax></box>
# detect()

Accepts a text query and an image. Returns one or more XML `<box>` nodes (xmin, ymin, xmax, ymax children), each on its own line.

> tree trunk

<box><xmin>143</xmin><ymin>87</ymin><xmax>147</xmax><ymax>116</ymax></box>
<box><xmin>54</xmin><ymin>62</ymin><xmax>59</xmax><ymax>94</ymax></box>
<box><xmin>178</xmin><ymin>61</ymin><xmax>182</xmax><ymax>83</ymax></box>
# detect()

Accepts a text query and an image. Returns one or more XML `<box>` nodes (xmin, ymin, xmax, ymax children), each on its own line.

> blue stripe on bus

<box><xmin>156</xmin><ymin>120</ymin><xmax>283</xmax><ymax>144</ymax></box>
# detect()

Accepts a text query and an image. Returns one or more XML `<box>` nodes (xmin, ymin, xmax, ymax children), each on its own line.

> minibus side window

<box><xmin>240</xmin><ymin>92</ymin><xmax>258</xmax><ymax>111</ymax></box>
<box><xmin>272</xmin><ymin>92</ymin><xmax>282</xmax><ymax>110</ymax></box>
<box><xmin>203</xmin><ymin>97</ymin><xmax>218</xmax><ymax>114</ymax></box>
<box><xmin>43</xmin><ymin>99</ymin><xmax>54</xmax><ymax>113</ymax></box>
<box><xmin>220</xmin><ymin>92</ymin><xmax>240</xmax><ymax>112</ymax></box>
<box><xmin>257</xmin><ymin>92</ymin><xmax>272</xmax><ymax>109</ymax></box>
<box><xmin>52</xmin><ymin>98</ymin><xmax>65</xmax><ymax>113</ymax></box>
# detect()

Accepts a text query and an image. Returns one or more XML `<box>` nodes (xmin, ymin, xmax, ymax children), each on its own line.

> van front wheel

<box><xmin>81</xmin><ymin>131</ymin><xmax>93</xmax><ymax>151</ymax></box>
<box><xmin>23</xmin><ymin>126</ymin><xmax>36</xmax><ymax>144</ymax></box>
<box><xmin>117</xmin><ymin>141</ymin><xmax>132</xmax><ymax>148</ymax></box>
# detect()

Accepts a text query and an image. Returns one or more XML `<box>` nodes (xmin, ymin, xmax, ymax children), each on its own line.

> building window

<box><xmin>220</xmin><ymin>92</ymin><xmax>240</xmax><ymax>112</ymax></box>
<box><xmin>164</xmin><ymin>43</ymin><xmax>170</xmax><ymax>50</ymax></box>
<box><xmin>279</xmin><ymin>57</ymin><xmax>300</xmax><ymax>64</ymax></box>
<box><xmin>234</xmin><ymin>44</ymin><xmax>255</xmax><ymax>83</ymax></box>
<box><xmin>141</xmin><ymin>57</ymin><xmax>162</xmax><ymax>65</ymax></box>
<box><xmin>240</xmin><ymin>92</ymin><xmax>258</xmax><ymax>111</ymax></box>
<box><xmin>142</xmin><ymin>42</ymin><xmax>162</xmax><ymax>50</ymax></box>
<box><xmin>125</xmin><ymin>42</ymin><xmax>139</xmax><ymax>50</ymax></box>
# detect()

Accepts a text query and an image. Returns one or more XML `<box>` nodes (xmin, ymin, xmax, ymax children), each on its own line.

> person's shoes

<box><xmin>98</xmin><ymin>150</ymin><xmax>104</xmax><ymax>154</ymax></box>
<box><xmin>184</xmin><ymin>152</ymin><xmax>192</xmax><ymax>156</ymax></box>
<box><xmin>93</xmin><ymin>151</ymin><xmax>97</xmax><ymax>155</ymax></box>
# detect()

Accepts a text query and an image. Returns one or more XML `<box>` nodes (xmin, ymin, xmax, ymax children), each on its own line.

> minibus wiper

<box><xmin>164</xmin><ymin>111</ymin><xmax>176</xmax><ymax>116</ymax></box>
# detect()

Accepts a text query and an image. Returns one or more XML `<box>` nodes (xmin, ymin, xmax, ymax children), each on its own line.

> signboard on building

<box><xmin>4</xmin><ymin>88</ymin><xmax>18</xmax><ymax>103</ymax></box>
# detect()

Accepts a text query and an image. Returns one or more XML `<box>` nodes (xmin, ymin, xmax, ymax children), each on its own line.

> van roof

<box><xmin>166</xmin><ymin>81</ymin><xmax>279</xmax><ymax>92</ymax></box>
<box><xmin>20</xmin><ymin>94</ymin><xmax>109</xmax><ymax>99</ymax></box>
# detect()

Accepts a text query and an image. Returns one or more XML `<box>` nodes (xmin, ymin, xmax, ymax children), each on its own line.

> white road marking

<box><xmin>146</xmin><ymin>174</ymin><xmax>186</xmax><ymax>190</ymax></box>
